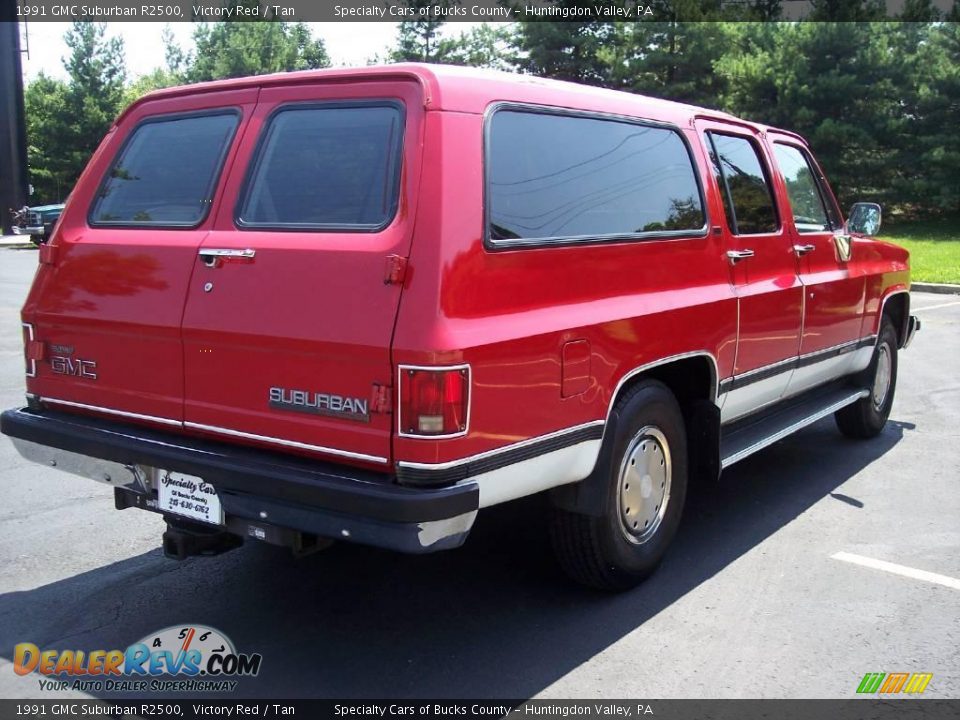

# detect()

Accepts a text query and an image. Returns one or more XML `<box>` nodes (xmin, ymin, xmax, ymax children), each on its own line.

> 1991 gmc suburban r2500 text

<box><xmin>1</xmin><ymin>65</ymin><xmax>920</xmax><ymax>590</ymax></box>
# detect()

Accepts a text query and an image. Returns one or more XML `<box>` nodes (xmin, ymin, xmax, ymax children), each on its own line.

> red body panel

<box><xmin>21</xmin><ymin>65</ymin><xmax>910</xmax><ymax>474</ymax></box>
<box><xmin>764</xmin><ymin>132</ymin><xmax>866</xmax><ymax>355</ymax></box>
<box><xmin>180</xmin><ymin>80</ymin><xmax>425</xmax><ymax>466</ymax></box>
<box><xmin>23</xmin><ymin>88</ymin><xmax>259</xmax><ymax>427</ymax></box>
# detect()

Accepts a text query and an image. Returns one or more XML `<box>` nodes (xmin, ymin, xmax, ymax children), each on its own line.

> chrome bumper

<box><xmin>12</xmin><ymin>225</ymin><xmax>43</xmax><ymax>235</ymax></box>
<box><xmin>903</xmin><ymin>315</ymin><xmax>921</xmax><ymax>349</ymax></box>
<box><xmin>2</xmin><ymin>407</ymin><xmax>479</xmax><ymax>554</ymax></box>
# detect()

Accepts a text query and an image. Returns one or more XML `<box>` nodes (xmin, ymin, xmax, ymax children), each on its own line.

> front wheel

<box><xmin>549</xmin><ymin>380</ymin><xmax>688</xmax><ymax>591</ymax></box>
<box><xmin>835</xmin><ymin>317</ymin><xmax>898</xmax><ymax>439</ymax></box>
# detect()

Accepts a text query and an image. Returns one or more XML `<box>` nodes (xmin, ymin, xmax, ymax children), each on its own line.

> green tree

<box><xmin>121</xmin><ymin>67</ymin><xmax>179</xmax><ymax>107</ymax></box>
<box><xmin>23</xmin><ymin>23</ymin><xmax>126</xmax><ymax>202</ymax></box>
<box><xmin>433</xmin><ymin>23</ymin><xmax>519</xmax><ymax>71</ymax></box>
<box><xmin>185</xmin><ymin>20</ymin><xmax>330</xmax><ymax>82</ymax></box>
<box><xmin>805</xmin><ymin>0</ymin><xmax>886</xmax><ymax>20</ymax></box>
<box><xmin>62</xmin><ymin>22</ymin><xmax>126</xmax><ymax>183</ymax></box>
<box><xmin>716</xmin><ymin>23</ymin><xmax>910</xmax><ymax>209</ymax></box>
<box><xmin>516</xmin><ymin>18</ymin><xmax>617</xmax><ymax>85</ymax></box>
<box><xmin>906</xmin><ymin>22</ymin><xmax>960</xmax><ymax>212</ymax></box>
<box><xmin>23</xmin><ymin>74</ymin><xmax>72</xmax><ymax>202</ymax></box>
<box><xmin>611</xmin><ymin>20</ymin><xmax>735</xmax><ymax>107</ymax></box>
<box><xmin>388</xmin><ymin>0</ymin><xmax>456</xmax><ymax>62</ymax></box>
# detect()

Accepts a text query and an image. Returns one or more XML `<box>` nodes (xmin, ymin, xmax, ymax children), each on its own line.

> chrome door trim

<box><xmin>41</xmin><ymin>397</ymin><xmax>182</xmax><ymax>427</ymax></box>
<box><xmin>183</xmin><ymin>421</ymin><xmax>388</xmax><ymax>464</ymax></box>
<box><xmin>718</xmin><ymin>335</ymin><xmax>876</xmax><ymax>395</ymax></box>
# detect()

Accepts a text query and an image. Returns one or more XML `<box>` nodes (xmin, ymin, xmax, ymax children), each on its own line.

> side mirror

<box><xmin>847</xmin><ymin>202</ymin><xmax>882</xmax><ymax>236</ymax></box>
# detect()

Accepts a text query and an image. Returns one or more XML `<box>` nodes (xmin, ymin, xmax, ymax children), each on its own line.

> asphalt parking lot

<box><xmin>0</xmin><ymin>246</ymin><xmax>957</xmax><ymax>700</ymax></box>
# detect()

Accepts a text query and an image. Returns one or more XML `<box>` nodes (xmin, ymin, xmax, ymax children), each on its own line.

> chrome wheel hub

<box><xmin>617</xmin><ymin>426</ymin><xmax>671</xmax><ymax>545</ymax></box>
<box><xmin>872</xmin><ymin>343</ymin><xmax>892</xmax><ymax>409</ymax></box>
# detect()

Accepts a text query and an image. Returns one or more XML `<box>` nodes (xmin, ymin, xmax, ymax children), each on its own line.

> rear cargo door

<box><xmin>180</xmin><ymin>80</ymin><xmax>424</xmax><ymax>467</ymax></box>
<box><xmin>26</xmin><ymin>89</ymin><xmax>257</xmax><ymax>426</ymax></box>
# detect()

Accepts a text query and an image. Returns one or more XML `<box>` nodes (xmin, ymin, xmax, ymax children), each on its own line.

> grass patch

<box><xmin>878</xmin><ymin>217</ymin><xmax>960</xmax><ymax>285</ymax></box>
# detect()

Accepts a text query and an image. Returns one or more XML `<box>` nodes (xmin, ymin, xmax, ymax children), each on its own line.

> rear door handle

<box><xmin>793</xmin><ymin>244</ymin><xmax>816</xmax><ymax>256</ymax></box>
<box><xmin>726</xmin><ymin>249</ymin><xmax>755</xmax><ymax>264</ymax></box>
<box><xmin>199</xmin><ymin>248</ymin><xmax>256</xmax><ymax>267</ymax></box>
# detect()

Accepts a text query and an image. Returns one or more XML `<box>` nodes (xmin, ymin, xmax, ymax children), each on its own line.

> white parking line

<box><xmin>912</xmin><ymin>300</ymin><xmax>960</xmax><ymax>312</ymax></box>
<box><xmin>832</xmin><ymin>552</ymin><xmax>960</xmax><ymax>590</ymax></box>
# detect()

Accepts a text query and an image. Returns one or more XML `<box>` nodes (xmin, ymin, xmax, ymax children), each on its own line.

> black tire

<box><xmin>835</xmin><ymin>317</ymin><xmax>898</xmax><ymax>439</ymax></box>
<box><xmin>549</xmin><ymin>380</ymin><xmax>688</xmax><ymax>591</ymax></box>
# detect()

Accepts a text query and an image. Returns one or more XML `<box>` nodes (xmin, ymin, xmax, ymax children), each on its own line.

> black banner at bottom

<box><xmin>2</xmin><ymin>700</ymin><xmax>959</xmax><ymax>720</ymax></box>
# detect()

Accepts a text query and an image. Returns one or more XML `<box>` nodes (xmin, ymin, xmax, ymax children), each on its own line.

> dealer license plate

<box><xmin>157</xmin><ymin>472</ymin><xmax>224</xmax><ymax>526</ymax></box>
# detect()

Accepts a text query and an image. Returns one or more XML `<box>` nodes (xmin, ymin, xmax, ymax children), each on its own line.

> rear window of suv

<box><xmin>236</xmin><ymin>103</ymin><xmax>404</xmax><ymax>231</ymax></box>
<box><xmin>90</xmin><ymin>111</ymin><xmax>239</xmax><ymax>227</ymax></box>
<box><xmin>486</xmin><ymin>108</ymin><xmax>706</xmax><ymax>246</ymax></box>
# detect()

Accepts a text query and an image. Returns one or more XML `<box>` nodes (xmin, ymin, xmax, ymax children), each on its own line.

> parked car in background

<box><xmin>11</xmin><ymin>203</ymin><xmax>65</xmax><ymax>245</ymax></box>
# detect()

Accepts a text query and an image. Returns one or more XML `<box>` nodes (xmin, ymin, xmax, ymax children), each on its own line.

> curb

<box><xmin>912</xmin><ymin>282</ymin><xmax>960</xmax><ymax>295</ymax></box>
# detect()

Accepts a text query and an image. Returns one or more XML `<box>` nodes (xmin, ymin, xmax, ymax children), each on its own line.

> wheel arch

<box><xmin>879</xmin><ymin>290</ymin><xmax>910</xmax><ymax>349</ymax></box>
<box><xmin>606</xmin><ymin>352</ymin><xmax>719</xmax><ymax>423</ymax></box>
<box><xmin>551</xmin><ymin>352</ymin><xmax>721</xmax><ymax>516</ymax></box>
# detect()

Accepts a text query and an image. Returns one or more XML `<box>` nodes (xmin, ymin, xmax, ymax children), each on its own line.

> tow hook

<box><xmin>162</xmin><ymin>520</ymin><xmax>242</xmax><ymax>561</ymax></box>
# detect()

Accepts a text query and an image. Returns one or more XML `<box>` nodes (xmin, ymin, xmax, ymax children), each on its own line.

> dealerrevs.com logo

<box><xmin>14</xmin><ymin>625</ymin><xmax>262</xmax><ymax>693</ymax></box>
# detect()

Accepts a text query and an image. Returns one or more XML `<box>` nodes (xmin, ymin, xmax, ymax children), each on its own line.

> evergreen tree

<box><xmin>388</xmin><ymin>0</ymin><xmax>456</xmax><ymax>62</ymax></box>
<box><xmin>62</xmin><ymin>22</ymin><xmax>126</xmax><ymax>180</ymax></box>
<box><xmin>23</xmin><ymin>74</ymin><xmax>72</xmax><ymax>202</ymax></box>
<box><xmin>186</xmin><ymin>18</ymin><xmax>330</xmax><ymax>82</ymax></box>
<box><xmin>516</xmin><ymin>18</ymin><xmax>617</xmax><ymax>85</ymax></box>
<box><xmin>908</xmin><ymin>22</ymin><xmax>960</xmax><ymax>212</ymax></box>
<box><xmin>434</xmin><ymin>24</ymin><xmax>519</xmax><ymax>71</ymax></box>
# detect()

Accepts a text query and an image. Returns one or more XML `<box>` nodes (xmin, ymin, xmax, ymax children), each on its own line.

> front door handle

<box><xmin>793</xmin><ymin>244</ymin><xmax>816</xmax><ymax>256</ymax></box>
<box><xmin>726</xmin><ymin>249</ymin><xmax>755</xmax><ymax>264</ymax></box>
<box><xmin>199</xmin><ymin>248</ymin><xmax>256</xmax><ymax>267</ymax></box>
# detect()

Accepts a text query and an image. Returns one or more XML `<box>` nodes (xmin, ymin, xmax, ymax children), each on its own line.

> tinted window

<box><xmin>773</xmin><ymin>144</ymin><xmax>834</xmax><ymax>233</ymax></box>
<box><xmin>237</xmin><ymin>104</ymin><xmax>403</xmax><ymax>229</ymax></box>
<box><xmin>706</xmin><ymin>133</ymin><xmax>778</xmax><ymax>235</ymax></box>
<box><xmin>487</xmin><ymin>110</ymin><xmax>704</xmax><ymax>243</ymax></box>
<box><xmin>91</xmin><ymin>113</ymin><xmax>238</xmax><ymax>227</ymax></box>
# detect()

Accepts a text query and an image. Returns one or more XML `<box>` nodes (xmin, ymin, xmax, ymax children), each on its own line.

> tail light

<box><xmin>399</xmin><ymin>365</ymin><xmax>470</xmax><ymax>438</ymax></box>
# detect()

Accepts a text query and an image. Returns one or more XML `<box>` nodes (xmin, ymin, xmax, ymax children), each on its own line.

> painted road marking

<box><xmin>833</xmin><ymin>551</ymin><xmax>960</xmax><ymax>590</ymax></box>
<box><xmin>912</xmin><ymin>300</ymin><xmax>960</xmax><ymax>312</ymax></box>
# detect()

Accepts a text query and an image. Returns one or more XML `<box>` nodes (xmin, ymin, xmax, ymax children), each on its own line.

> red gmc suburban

<box><xmin>1</xmin><ymin>65</ymin><xmax>920</xmax><ymax>590</ymax></box>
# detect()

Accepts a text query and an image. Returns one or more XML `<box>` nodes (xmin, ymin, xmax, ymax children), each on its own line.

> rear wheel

<box><xmin>835</xmin><ymin>317</ymin><xmax>898</xmax><ymax>439</ymax></box>
<box><xmin>550</xmin><ymin>380</ymin><xmax>688</xmax><ymax>591</ymax></box>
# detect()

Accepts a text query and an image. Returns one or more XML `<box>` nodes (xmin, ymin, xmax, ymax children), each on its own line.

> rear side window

<box><xmin>706</xmin><ymin>132</ymin><xmax>778</xmax><ymax>235</ymax></box>
<box><xmin>90</xmin><ymin>112</ymin><xmax>239</xmax><ymax>227</ymax></box>
<box><xmin>486</xmin><ymin>109</ymin><xmax>705</xmax><ymax>245</ymax></box>
<box><xmin>772</xmin><ymin>143</ymin><xmax>839</xmax><ymax>233</ymax></box>
<box><xmin>237</xmin><ymin>103</ymin><xmax>404</xmax><ymax>231</ymax></box>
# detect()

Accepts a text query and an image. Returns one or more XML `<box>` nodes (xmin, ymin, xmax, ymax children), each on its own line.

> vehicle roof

<box><xmin>124</xmin><ymin>63</ymin><xmax>804</xmax><ymax>143</ymax></box>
